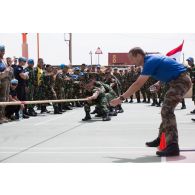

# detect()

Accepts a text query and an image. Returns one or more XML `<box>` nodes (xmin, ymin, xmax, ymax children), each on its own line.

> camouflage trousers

<box><xmin>106</xmin><ymin>91</ymin><xmax>117</xmax><ymax>102</ymax></box>
<box><xmin>158</xmin><ymin>74</ymin><xmax>191</xmax><ymax>145</ymax></box>
<box><xmin>26</xmin><ymin>85</ymin><xmax>35</xmax><ymax>109</ymax></box>
<box><xmin>84</xmin><ymin>98</ymin><xmax>109</xmax><ymax>114</ymax></box>
<box><xmin>0</xmin><ymin>79</ymin><xmax>10</xmax><ymax>119</ymax></box>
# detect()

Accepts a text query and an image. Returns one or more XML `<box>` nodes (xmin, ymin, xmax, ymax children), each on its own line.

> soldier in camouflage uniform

<box><xmin>186</xmin><ymin>57</ymin><xmax>195</xmax><ymax>114</ymax></box>
<box><xmin>128</xmin><ymin>66</ymin><xmax>137</xmax><ymax>103</ymax></box>
<box><xmin>113</xmin><ymin>68</ymin><xmax>120</xmax><ymax>81</ymax></box>
<box><xmin>96</xmin><ymin>65</ymin><xmax>105</xmax><ymax>82</ymax></box>
<box><xmin>24</xmin><ymin>59</ymin><xmax>37</xmax><ymax>116</ymax></box>
<box><xmin>144</xmin><ymin>78</ymin><xmax>152</xmax><ymax>103</ymax></box>
<box><xmin>123</xmin><ymin>69</ymin><xmax>130</xmax><ymax>102</ymax></box>
<box><xmin>134</xmin><ymin>66</ymin><xmax>141</xmax><ymax>103</ymax></box>
<box><xmin>157</xmin><ymin>82</ymin><xmax>169</xmax><ymax>107</ymax></box>
<box><xmin>148</xmin><ymin>77</ymin><xmax>158</xmax><ymax>106</ymax></box>
<box><xmin>104</xmin><ymin>68</ymin><xmax>124</xmax><ymax>113</ymax></box>
<box><xmin>90</xmin><ymin>78</ymin><xmax>118</xmax><ymax>117</ymax></box>
<box><xmin>140</xmin><ymin>82</ymin><xmax>147</xmax><ymax>102</ymax></box>
<box><xmin>62</xmin><ymin>64</ymin><xmax>73</xmax><ymax>110</ymax></box>
<box><xmin>33</xmin><ymin>58</ymin><xmax>50</xmax><ymax>114</ymax></box>
<box><xmin>43</xmin><ymin>65</ymin><xmax>62</xmax><ymax>114</ymax></box>
<box><xmin>54</xmin><ymin>65</ymin><xmax>66</xmax><ymax>113</ymax></box>
<box><xmin>72</xmin><ymin>67</ymin><xmax>82</xmax><ymax>107</ymax></box>
<box><xmin>0</xmin><ymin>46</ymin><xmax>14</xmax><ymax>124</ymax></box>
<box><xmin>118</xmin><ymin>69</ymin><xmax>124</xmax><ymax>93</ymax></box>
<box><xmin>81</xmin><ymin>76</ymin><xmax>111</xmax><ymax>122</ymax></box>
<box><xmin>99</xmin><ymin>81</ymin><xmax>118</xmax><ymax>116</ymax></box>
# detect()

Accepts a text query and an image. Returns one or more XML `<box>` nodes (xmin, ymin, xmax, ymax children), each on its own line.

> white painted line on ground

<box><xmin>34</xmin><ymin>115</ymin><xmax>66</xmax><ymax>126</ymax></box>
<box><xmin>1</xmin><ymin>146</ymin><xmax>194</xmax><ymax>150</ymax></box>
<box><xmin>0</xmin><ymin>146</ymin><xmax>148</xmax><ymax>149</ymax></box>
<box><xmin>0</xmin><ymin>151</ymin><xmax>156</xmax><ymax>154</ymax></box>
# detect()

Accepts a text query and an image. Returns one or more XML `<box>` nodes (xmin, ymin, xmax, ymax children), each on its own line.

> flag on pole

<box><xmin>166</xmin><ymin>41</ymin><xmax>184</xmax><ymax>62</ymax></box>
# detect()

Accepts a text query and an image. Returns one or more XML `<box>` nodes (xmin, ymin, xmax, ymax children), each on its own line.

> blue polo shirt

<box><xmin>141</xmin><ymin>55</ymin><xmax>187</xmax><ymax>82</ymax></box>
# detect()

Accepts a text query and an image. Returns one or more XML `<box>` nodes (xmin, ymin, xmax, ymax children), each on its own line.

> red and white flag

<box><xmin>166</xmin><ymin>40</ymin><xmax>184</xmax><ymax>62</ymax></box>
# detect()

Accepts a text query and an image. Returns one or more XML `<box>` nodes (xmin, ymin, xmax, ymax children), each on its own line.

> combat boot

<box><xmin>102</xmin><ymin>112</ymin><xmax>111</xmax><ymax>121</ymax></box>
<box><xmin>32</xmin><ymin>108</ymin><xmax>38</xmax><ymax>115</ymax></box>
<box><xmin>58</xmin><ymin>104</ymin><xmax>65</xmax><ymax>113</ymax></box>
<box><xmin>95</xmin><ymin>109</ymin><xmax>103</xmax><ymax>117</ymax></box>
<box><xmin>145</xmin><ymin>137</ymin><xmax>160</xmax><ymax>147</ymax></box>
<box><xmin>156</xmin><ymin>143</ymin><xmax>180</xmax><ymax>157</ymax></box>
<box><xmin>40</xmin><ymin>106</ymin><xmax>46</xmax><ymax>114</ymax></box>
<box><xmin>181</xmin><ymin>105</ymin><xmax>186</xmax><ymax>109</ymax></box>
<box><xmin>54</xmin><ymin>106</ymin><xmax>62</xmax><ymax>114</ymax></box>
<box><xmin>40</xmin><ymin>105</ymin><xmax>50</xmax><ymax>114</ymax></box>
<box><xmin>181</xmin><ymin>99</ymin><xmax>186</xmax><ymax>109</ymax></box>
<box><xmin>117</xmin><ymin>105</ymin><xmax>124</xmax><ymax>113</ymax></box>
<box><xmin>124</xmin><ymin>99</ymin><xmax>128</xmax><ymax>103</ymax></box>
<box><xmin>109</xmin><ymin>107</ymin><xmax>117</xmax><ymax>116</ymax></box>
<box><xmin>63</xmin><ymin>104</ymin><xmax>73</xmax><ymax>110</ymax></box>
<box><xmin>76</xmin><ymin>102</ymin><xmax>82</xmax><ymax>107</ymax></box>
<box><xmin>190</xmin><ymin>109</ymin><xmax>195</xmax><ymax>114</ymax></box>
<box><xmin>82</xmin><ymin>112</ymin><xmax>92</xmax><ymax>121</ymax></box>
<box><xmin>23</xmin><ymin>114</ymin><xmax>29</xmax><ymax>119</ymax></box>
<box><xmin>146</xmin><ymin>99</ymin><xmax>150</xmax><ymax>103</ymax></box>
<box><xmin>156</xmin><ymin>100</ymin><xmax>161</xmax><ymax>107</ymax></box>
<box><xmin>28</xmin><ymin>108</ymin><xmax>37</xmax><ymax>117</ymax></box>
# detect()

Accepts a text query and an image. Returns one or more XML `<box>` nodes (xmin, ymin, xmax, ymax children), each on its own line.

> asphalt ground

<box><xmin>0</xmin><ymin>99</ymin><xmax>195</xmax><ymax>163</ymax></box>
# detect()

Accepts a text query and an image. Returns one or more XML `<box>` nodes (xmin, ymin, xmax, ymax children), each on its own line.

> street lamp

<box><xmin>64</xmin><ymin>33</ymin><xmax>72</xmax><ymax>66</ymax></box>
<box><xmin>89</xmin><ymin>51</ymin><xmax>93</xmax><ymax>65</ymax></box>
<box><xmin>95</xmin><ymin>47</ymin><xmax>103</xmax><ymax>65</ymax></box>
<box><xmin>37</xmin><ymin>33</ymin><xmax>40</xmax><ymax>60</ymax></box>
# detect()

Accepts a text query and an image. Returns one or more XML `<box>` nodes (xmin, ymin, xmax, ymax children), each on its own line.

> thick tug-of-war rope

<box><xmin>0</xmin><ymin>98</ymin><xmax>88</xmax><ymax>106</ymax></box>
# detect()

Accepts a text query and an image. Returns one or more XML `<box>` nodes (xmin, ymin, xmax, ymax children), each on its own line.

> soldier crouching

<box><xmin>81</xmin><ymin>78</ymin><xmax>111</xmax><ymax>122</ymax></box>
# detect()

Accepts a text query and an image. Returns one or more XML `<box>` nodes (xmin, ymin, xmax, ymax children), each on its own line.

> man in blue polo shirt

<box><xmin>111</xmin><ymin>47</ymin><xmax>192</xmax><ymax>157</ymax></box>
<box><xmin>15</xmin><ymin>57</ymin><xmax>30</xmax><ymax>118</ymax></box>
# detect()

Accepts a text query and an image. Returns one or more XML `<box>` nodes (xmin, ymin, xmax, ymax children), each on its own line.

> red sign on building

<box><xmin>108</xmin><ymin>53</ymin><xmax>131</xmax><ymax>65</ymax></box>
<box><xmin>108</xmin><ymin>52</ymin><xmax>160</xmax><ymax>65</ymax></box>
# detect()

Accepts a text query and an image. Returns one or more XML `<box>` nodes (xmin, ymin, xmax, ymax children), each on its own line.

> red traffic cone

<box><xmin>159</xmin><ymin>132</ymin><xmax>166</xmax><ymax>151</ymax></box>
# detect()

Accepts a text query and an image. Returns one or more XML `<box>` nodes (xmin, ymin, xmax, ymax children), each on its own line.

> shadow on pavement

<box><xmin>106</xmin><ymin>156</ymin><xmax>161</xmax><ymax>163</ymax></box>
<box><xmin>166</xmin><ymin>155</ymin><xmax>186</xmax><ymax>162</ymax></box>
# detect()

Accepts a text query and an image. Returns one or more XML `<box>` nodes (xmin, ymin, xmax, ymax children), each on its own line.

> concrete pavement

<box><xmin>0</xmin><ymin>99</ymin><xmax>195</xmax><ymax>163</ymax></box>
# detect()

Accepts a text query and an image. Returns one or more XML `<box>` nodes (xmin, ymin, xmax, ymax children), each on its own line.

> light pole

<box><xmin>89</xmin><ymin>51</ymin><xmax>93</xmax><ymax>65</ymax></box>
<box><xmin>22</xmin><ymin>33</ymin><xmax>28</xmax><ymax>58</ymax></box>
<box><xmin>95</xmin><ymin>47</ymin><xmax>103</xmax><ymax>65</ymax></box>
<box><xmin>64</xmin><ymin>33</ymin><xmax>72</xmax><ymax>66</ymax></box>
<box><xmin>37</xmin><ymin>33</ymin><xmax>40</xmax><ymax>60</ymax></box>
